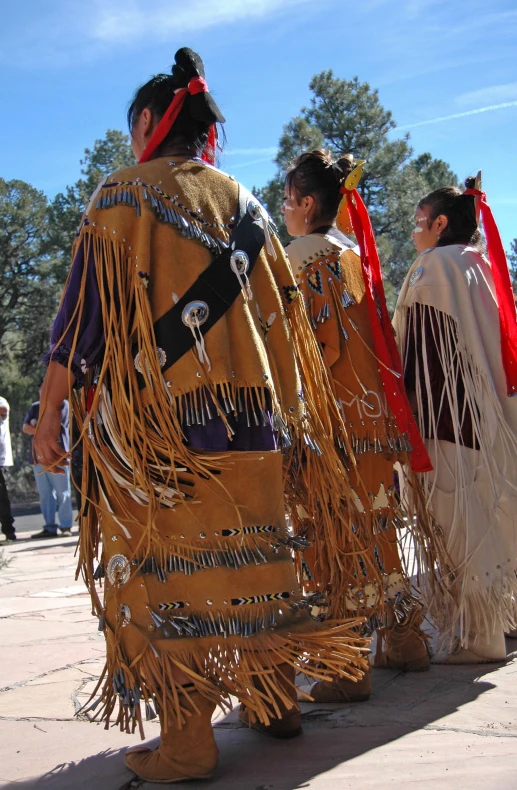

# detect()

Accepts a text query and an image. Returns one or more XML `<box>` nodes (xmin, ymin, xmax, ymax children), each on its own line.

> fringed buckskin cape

<box><xmin>48</xmin><ymin>156</ymin><xmax>370</xmax><ymax>738</ymax></box>
<box><xmin>394</xmin><ymin>243</ymin><xmax>517</xmax><ymax>646</ymax></box>
<box><xmin>285</xmin><ymin>230</ymin><xmax>442</xmax><ymax>633</ymax></box>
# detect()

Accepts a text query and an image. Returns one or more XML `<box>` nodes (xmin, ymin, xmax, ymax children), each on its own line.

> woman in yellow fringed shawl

<box><xmin>33</xmin><ymin>49</ymin><xmax>370</xmax><ymax>784</ymax></box>
<box><xmin>281</xmin><ymin>150</ymin><xmax>445</xmax><ymax>702</ymax></box>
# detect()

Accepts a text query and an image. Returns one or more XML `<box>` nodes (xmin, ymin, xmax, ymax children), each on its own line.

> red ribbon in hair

<box><xmin>138</xmin><ymin>76</ymin><xmax>216</xmax><ymax>165</ymax></box>
<box><xmin>340</xmin><ymin>187</ymin><xmax>433</xmax><ymax>473</ymax></box>
<box><xmin>464</xmin><ymin>188</ymin><xmax>517</xmax><ymax>397</ymax></box>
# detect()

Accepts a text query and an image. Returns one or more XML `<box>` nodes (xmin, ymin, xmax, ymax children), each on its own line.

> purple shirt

<box><xmin>44</xmin><ymin>242</ymin><xmax>105</xmax><ymax>387</ymax></box>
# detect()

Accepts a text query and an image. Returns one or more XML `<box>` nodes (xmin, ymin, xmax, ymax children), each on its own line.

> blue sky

<box><xmin>1</xmin><ymin>0</ymin><xmax>516</xmax><ymax>253</ymax></box>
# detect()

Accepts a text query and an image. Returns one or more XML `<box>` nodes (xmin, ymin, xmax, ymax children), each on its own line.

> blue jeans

<box><xmin>33</xmin><ymin>464</ymin><xmax>73</xmax><ymax>532</ymax></box>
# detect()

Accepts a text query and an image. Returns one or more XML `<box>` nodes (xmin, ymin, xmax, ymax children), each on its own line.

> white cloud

<box><xmin>456</xmin><ymin>82</ymin><xmax>517</xmax><ymax>108</ymax></box>
<box><xmin>378</xmin><ymin>52</ymin><xmax>509</xmax><ymax>88</ymax></box>
<box><xmin>224</xmin><ymin>147</ymin><xmax>278</xmax><ymax>157</ymax></box>
<box><xmin>404</xmin><ymin>0</ymin><xmax>436</xmax><ymax>19</ymax></box>
<box><xmin>220</xmin><ymin>148</ymin><xmax>278</xmax><ymax>171</ymax></box>
<box><xmin>397</xmin><ymin>101</ymin><xmax>517</xmax><ymax>130</ymax></box>
<box><xmin>226</xmin><ymin>155</ymin><xmax>277</xmax><ymax>170</ymax></box>
<box><xmin>0</xmin><ymin>0</ymin><xmax>320</xmax><ymax>68</ymax></box>
<box><xmin>91</xmin><ymin>0</ymin><xmax>314</xmax><ymax>43</ymax></box>
<box><xmin>375</xmin><ymin>5</ymin><xmax>517</xmax><ymax>87</ymax></box>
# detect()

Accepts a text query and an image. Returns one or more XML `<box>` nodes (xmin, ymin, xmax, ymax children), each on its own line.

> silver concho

<box><xmin>230</xmin><ymin>250</ymin><xmax>249</xmax><ymax>276</ymax></box>
<box><xmin>134</xmin><ymin>347</ymin><xmax>167</xmax><ymax>373</ymax></box>
<box><xmin>247</xmin><ymin>201</ymin><xmax>262</xmax><ymax>221</ymax></box>
<box><xmin>133</xmin><ymin>352</ymin><xmax>144</xmax><ymax>374</ymax></box>
<box><xmin>409</xmin><ymin>266</ymin><xmax>424</xmax><ymax>286</ymax></box>
<box><xmin>120</xmin><ymin>603</ymin><xmax>131</xmax><ymax>627</ymax></box>
<box><xmin>182</xmin><ymin>300</ymin><xmax>209</xmax><ymax>328</ymax></box>
<box><xmin>106</xmin><ymin>554</ymin><xmax>131</xmax><ymax>586</ymax></box>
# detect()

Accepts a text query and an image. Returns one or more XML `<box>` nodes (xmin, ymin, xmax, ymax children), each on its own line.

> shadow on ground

<box><xmin>7</xmin><ymin>656</ymin><xmax>509</xmax><ymax>790</ymax></box>
<box><xmin>3</xmin><ymin>538</ymin><xmax>79</xmax><ymax>554</ymax></box>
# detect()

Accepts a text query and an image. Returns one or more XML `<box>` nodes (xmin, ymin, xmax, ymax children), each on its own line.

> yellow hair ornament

<box><xmin>336</xmin><ymin>160</ymin><xmax>366</xmax><ymax>235</ymax></box>
<box><xmin>344</xmin><ymin>160</ymin><xmax>366</xmax><ymax>192</ymax></box>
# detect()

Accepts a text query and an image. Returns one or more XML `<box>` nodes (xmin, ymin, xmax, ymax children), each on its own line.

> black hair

<box><xmin>418</xmin><ymin>177</ymin><xmax>482</xmax><ymax>249</ymax></box>
<box><xmin>285</xmin><ymin>149</ymin><xmax>355</xmax><ymax>224</ymax></box>
<box><xmin>127</xmin><ymin>47</ymin><xmax>225</xmax><ymax>157</ymax></box>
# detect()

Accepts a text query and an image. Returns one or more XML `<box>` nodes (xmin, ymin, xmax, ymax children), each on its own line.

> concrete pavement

<box><xmin>1</xmin><ymin>532</ymin><xmax>516</xmax><ymax>790</ymax></box>
<box><xmin>9</xmin><ymin>505</ymin><xmax>79</xmax><ymax>536</ymax></box>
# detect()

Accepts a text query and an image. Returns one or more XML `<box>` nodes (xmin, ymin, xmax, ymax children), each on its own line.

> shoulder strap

<box><xmin>136</xmin><ymin>185</ymin><xmax>266</xmax><ymax>389</ymax></box>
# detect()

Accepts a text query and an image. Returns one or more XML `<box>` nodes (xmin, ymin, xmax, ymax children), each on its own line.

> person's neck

<box><xmin>306</xmin><ymin>217</ymin><xmax>335</xmax><ymax>236</ymax></box>
<box><xmin>153</xmin><ymin>143</ymin><xmax>198</xmax><ymax>159</ymax></box>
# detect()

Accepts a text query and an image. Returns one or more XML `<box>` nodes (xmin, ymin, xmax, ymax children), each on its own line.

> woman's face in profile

<box><xmin>281</xmin><ymin>187</ymin><xmax>307</xmax><ymax>238</ymax></box>
<box><xmin>412</xmin><ymin>206</ymin><xmax>438</xmax><ymax>255</ymax></box>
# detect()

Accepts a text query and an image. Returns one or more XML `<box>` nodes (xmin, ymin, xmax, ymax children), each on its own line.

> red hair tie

<box><xmin>139</xmin><ymin>76</ymin><xmax>216</xmax><ymax>165</ymax></box>
<box><xmin>465</xmin><ymin>188</ymin><xmax>517</xmax><ymax>397</ymax></box>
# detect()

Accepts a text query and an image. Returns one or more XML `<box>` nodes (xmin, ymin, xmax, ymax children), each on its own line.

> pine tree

<box><xmin>0</xmin><ymin>178</ymin><xmax>59</xmax><ymax>468</ymax></box>
<box><xmin>255</xmin><ymin>71</ymin><xmax>459</xmax><ymax>305</ymax></box>
<box><xmin>48</xmin><ymin>130</ymin><xmax>134</xmax><ymax>283</ymax></box>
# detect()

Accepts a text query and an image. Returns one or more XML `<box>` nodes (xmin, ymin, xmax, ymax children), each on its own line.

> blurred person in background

<box><xmin>0</xmin><ymin>397</ymin><xmax>16</xmax><ymax>542</ymax></box>
<box><xmin>23</xmin><ymin>384</ymin><xmax>73</xmax><ymax>539</ymax></box>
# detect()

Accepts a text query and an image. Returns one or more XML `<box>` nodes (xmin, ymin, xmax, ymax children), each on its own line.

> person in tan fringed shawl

<box><xmin>394</xmin><ymin>177</ymin><xmax>517</xmax><ymax>663</ymax></box>
<box><xmin>281</xmin><ymin>150</ymin><xmax>444</xmax><ymax>703</ymax></box>
<box><xmin>32</xmin><ymin>49</ymin><xmax>371</xmax><ymax>784</ymax></box>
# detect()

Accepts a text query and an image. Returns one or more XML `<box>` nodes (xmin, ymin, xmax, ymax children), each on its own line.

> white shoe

<box><xmin>432</xmin><ymin>629</ymin><xmax>507</xmax><ymax>664</ymax></box>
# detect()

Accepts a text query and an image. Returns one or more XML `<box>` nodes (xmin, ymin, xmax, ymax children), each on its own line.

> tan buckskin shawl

<box><xmin>394</xmin><ymin>243</ymin><xmax>517</xmax><ymax>644</ymax></box>
<box><xmin>54</xmin><ymin>157</ymin><xmax>370</xmax><ymax>737</ymax></box>
<box><xmin>286</xmin><ymin>233</ymin><xmax>444</xmax><ymax>627</ymax></box>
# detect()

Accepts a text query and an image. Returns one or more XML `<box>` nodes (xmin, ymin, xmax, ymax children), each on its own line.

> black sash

<box><xmin>135</xmin><ymin>186</ymin><xmax>266</xmax><ymax>389</ymax></box>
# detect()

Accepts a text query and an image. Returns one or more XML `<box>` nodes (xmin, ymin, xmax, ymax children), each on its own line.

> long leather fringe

<box><xmin>81</xmin><ymin>616</ymin><xmax>369</xmax><ymax>735</ymax></box>
<box><xmin>398</xmin><ymin>303</ymin><xmax>517</xmax><ymax>647</ymax></box>
<box><xmin>52</xmin><ymin>226</ymin><xmax>372</xmax><ymax>737</ymax></box>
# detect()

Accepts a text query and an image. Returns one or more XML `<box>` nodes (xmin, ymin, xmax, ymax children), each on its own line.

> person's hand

<box><xmin>33</xmin><ymin>406</ymin><xmax>69</xmax><ymax>474</ymax></box>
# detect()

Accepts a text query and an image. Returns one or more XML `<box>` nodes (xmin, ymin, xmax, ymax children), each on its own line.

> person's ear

<box><xmin>141</xmin><ymin>108</ymin><xmax>154</xmax><ymax>139</ymax></box>
<box><xmin>434</xmin><ymin>214</ymin><xmax>448</xmax><ymax>235</ymax></box>
<box><xmin>303</xmin><ymin>195</ymin><xmax>315</xmax><ymax>221</ymax></box>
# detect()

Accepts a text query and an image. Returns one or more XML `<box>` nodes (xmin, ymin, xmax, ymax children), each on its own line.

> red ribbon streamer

<box><xmin>138</xmin><ymin>76</ymin><xmax>216</xmax><ymax>165</ymax></box>
<box><xmin>86</xmin><ymin>384</ymin><xmax>97</xmax><ymax>415</ymax></box>
<box><xmin>341</xmin><ymin>188</ymin><xmax>433</xmax><ymax>473</ymax></box>
<box><xmin>464</xmin><ymin>188</ymin><xmax>517</xmax><ymax>397</ymax></box>
<box><xmin>203</xmin><ymin>123</ymin><xmax>217</xmax><ymax>166</ymax></box>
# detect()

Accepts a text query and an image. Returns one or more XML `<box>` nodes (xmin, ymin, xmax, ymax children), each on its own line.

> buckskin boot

<box><xmin>239</xmin><ymin>662</ymin><xmax>303</xmax><ymax>738</ymax></box>
<box><xmin>124</xmin><ymin>691</ymin><xmax>219</xmax><ymax>783</ymax></box>
<box><xmin>380</xmin><ymin>605</ymin><xmax>431</xmax><ymax>671</ymax></box>
<box><xmin>307</xmin><ymin>667</ymin><xmax>372</xmax><ymax>702</ymax></box>
<box><xmin>383</xmin><ymin>622</ymin><xmax>430</xmax><ymax>670</ymax></box>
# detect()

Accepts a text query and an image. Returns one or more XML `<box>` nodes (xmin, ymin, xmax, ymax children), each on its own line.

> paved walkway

<box><xmin>1</xmin><ymin>533</ymin><xmax>516</xmax><ymax>789</ymax></box>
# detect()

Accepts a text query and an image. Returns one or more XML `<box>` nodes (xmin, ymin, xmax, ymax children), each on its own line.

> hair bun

<box><xmin>170</xmin><ymin>47</ymin><xmax>225</xmax><ymax>124</ymax></box>
<box><xmin>335</xmin><ymin>154</ymin><xmax>355</xmax><ymax>181</ymax></box>
<box><xmin>171</xmin><ymin>47</ymin><xmax>205</xmax><ymax>86</ymax></box>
